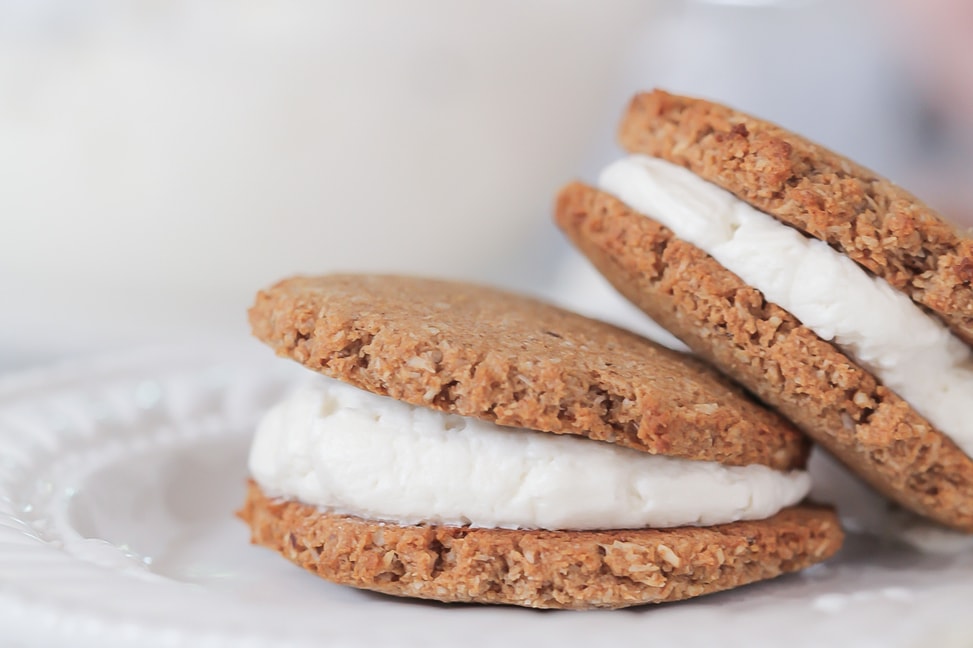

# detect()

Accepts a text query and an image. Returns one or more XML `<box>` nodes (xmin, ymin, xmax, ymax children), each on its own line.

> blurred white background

<box><xmin>1</xmin><ymin>0</ymin><xmax>971</xmax><ymax>371</ymax></box>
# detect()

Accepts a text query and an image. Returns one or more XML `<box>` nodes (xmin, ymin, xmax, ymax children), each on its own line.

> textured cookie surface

<box><xmin>619</xmin><ymin>89</ymin><xmax>973</xmax><ymax>346</ymax></box>
<box><xmin>556</xmin><ymin>183</ymin><xmax>973</xmax><ymax>531</ymax></box>
<box><xmin>249</xmin><ymin>274</ymin><xmax>807</xmax><ymax>470</ymax></box>
<box><xmin>240</xmin><ymin>481</ymin><xmax>843</xmax><ymax>610</ymax></box>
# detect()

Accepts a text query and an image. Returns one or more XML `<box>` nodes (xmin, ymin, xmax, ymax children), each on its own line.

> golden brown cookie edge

<box><xmin>239</xmin><ymin>480</ymin><xmax>843</xmax><ymax>610</ymax></box>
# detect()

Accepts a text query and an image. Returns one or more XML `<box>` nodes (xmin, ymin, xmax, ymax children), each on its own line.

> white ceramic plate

<box><xmin>2</xmin><ymin>348</ymin><xmax>973</xmax><ymax>648</ymax></box>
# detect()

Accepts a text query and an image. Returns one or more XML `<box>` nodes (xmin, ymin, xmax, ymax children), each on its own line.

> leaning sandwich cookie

<box><xmin>556</xmin><ymin>89</ymin><xmax>973</xmax><ymax>532</ymax></box>
<box><xmin>239</xmin><ymin>274</ymin><xmax>842</xmax><ymax>609</ymax></box>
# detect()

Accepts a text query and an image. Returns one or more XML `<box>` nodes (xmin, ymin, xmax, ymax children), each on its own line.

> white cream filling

<box><xmin>599</xmin><ymin>155</ymin><xmax>973</xmax><ymax>458</ymax></box>
<box><xmin>249</xmin><ymin>377</ymin><xmax>810</xmax><ymax>531</ymax></box>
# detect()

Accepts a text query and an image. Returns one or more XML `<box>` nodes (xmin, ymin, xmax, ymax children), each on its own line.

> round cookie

<box><xmin>240</xmin><ymin>480</ymin><xmax>843</xmax><ymax>610</ymax></box>
<box><xmin>555</xmin><ymin>181</ymin><xmax>973</xmax><ymax>531</ymax></box>
<box><xmin>244</xmin><ymin>273</ymin><xmax>837</xmax><ymax>609</ymax></box>
<box><xmin>249</xmin><ymin>274</ymin><xmax>808</xmax><ymax>470</ymax></box>
<box><xmin>618</xmin><ymin>89</ymin><xmax>973</xmax><ymax>346</ymax></box>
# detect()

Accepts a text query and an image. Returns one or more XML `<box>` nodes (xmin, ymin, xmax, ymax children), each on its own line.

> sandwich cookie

<box><xmin>556</xmin><ymin>89</ymin><xmax>973</xmax><ymax>531</ymax></box>
<box><xmin>239</xmin><ymin>274</ymin><xmax>842</xmax><ymax>609</ymax></box>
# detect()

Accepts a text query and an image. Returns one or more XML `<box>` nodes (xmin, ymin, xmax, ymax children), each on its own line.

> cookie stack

<box><xmin>556</xmin><ymin>89</ymin><xmax>973</xmax><ymax>532</ymax></box>
<box><xmin>239</xmin><ymin>275</ymin><xmax>839</xmax><ymax>609</ymax></box>
<box><xmin>239</xmin><ymin>90</ymin><xmax>972</xmax><ymax>609</ymax></box>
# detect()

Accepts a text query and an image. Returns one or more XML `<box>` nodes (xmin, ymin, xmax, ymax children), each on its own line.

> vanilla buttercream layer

<box><xmin>599</xmin><ymin>155</ymin><xmax>973</xmax><ymax>458</ymax></box>
<box><xmin>248</xmin><ymin>377</ymin><xmax>811</xmax><ymax>531</ymax></box>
